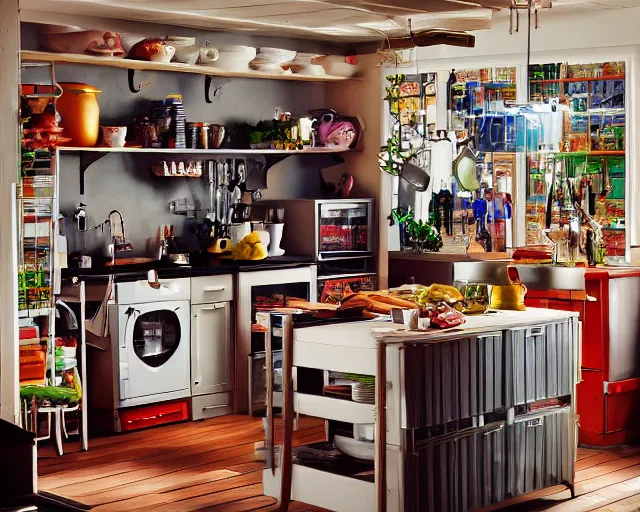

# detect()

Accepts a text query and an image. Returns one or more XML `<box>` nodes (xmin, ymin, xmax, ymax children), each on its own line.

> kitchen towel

<box><xmin>86</xmin><ymin>276</ymin><xmax>113</xmax><ymax>340</ymax></box>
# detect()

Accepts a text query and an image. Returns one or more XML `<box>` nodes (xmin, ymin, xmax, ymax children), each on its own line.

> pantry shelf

<box><xmin>529</xmin><ymin>74</ymin><xmax>625</xmax><ymax>84</ymax></box>
<box><xmin>56</xmin><ymin>146</ymin><xmax>351</xmax><ymax>156</ymax></box>
<box><xmin>553</xmin><ymin>150</ymin><xmax>625</xmax><ymax>158</ymax></box>
<box><xmin>21</xmin><ymin>50</ymin><xmax>355</xmax><ymax>83</ymax></box>
<box><xmin>55</xmin><ymin>146</ymin><xmax>349</xmax><ymax>195</ymax></box>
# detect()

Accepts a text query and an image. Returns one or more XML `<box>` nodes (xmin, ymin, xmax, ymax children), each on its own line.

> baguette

<box><xmin>366</xmin><ymin>293</ymin><xmax>418</xmax><ymax>309</ymax></box>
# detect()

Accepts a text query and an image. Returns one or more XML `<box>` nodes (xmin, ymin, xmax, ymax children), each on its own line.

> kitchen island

<box><xmin>261</xmin><ymin>308</ymin><xmax>580</xmax><ymax>512</ymax></box>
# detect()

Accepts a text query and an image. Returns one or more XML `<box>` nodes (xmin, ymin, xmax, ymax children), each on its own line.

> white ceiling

<box><xmin>19</xmin><ymin>0</ymin><xmax>640</xmax><ymax>43</ymax></box>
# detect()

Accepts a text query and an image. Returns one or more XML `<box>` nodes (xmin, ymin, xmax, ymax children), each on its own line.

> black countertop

<box><xmin>61</xmin><ymin>255</ymin><xmax>316</xmax><ymax>283</ymax></box>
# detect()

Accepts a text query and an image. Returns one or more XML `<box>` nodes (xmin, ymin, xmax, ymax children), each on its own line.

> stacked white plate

<box><xmin>352</xmin><ymin>382</ymin><xmax>375</xmax><ymax>404</ymax></box>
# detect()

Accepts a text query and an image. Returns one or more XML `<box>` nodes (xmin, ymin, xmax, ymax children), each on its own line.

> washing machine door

<box><xmin>119</xmin><ymin>300</ymin><xmax>191</xmax><ymax>401</ymax></box>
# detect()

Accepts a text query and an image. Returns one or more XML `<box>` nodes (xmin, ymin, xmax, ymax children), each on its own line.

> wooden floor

<box><xmin>38</xmin><ymin>415</ymin><xmax>640</xmax><ymax>511</ymax></box>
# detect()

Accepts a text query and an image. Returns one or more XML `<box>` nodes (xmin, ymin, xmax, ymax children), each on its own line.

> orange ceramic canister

<box><xmin>56</xmin><ymin>83</ymin><xmax>101</xmax><ymax>147</ymax></box>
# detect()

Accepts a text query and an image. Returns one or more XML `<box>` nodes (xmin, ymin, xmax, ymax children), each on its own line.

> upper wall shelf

<box><xmin>54</xmin><ymin>146</ymin><xmax>350</xmax><ymax>195</ymax></box>
<box><xmin>20</xmin><ymin>50</ymin><xmax>353</xmax><ymax>83</ymax></box>
<box><xmin>529</xmin><ymin>74</ymin><xmax>625</xmax><ymax>84</ymax></box>
<box><xmin>56</xmin><ymin>146</ymin><xmax>351</xmax><ymax>155</ymax></box>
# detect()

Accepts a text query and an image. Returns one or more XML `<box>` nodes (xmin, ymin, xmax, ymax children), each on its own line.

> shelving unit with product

<box><xmin>18</xmin><ymin>61</ymin><xmax>88</xmax><ymax>455</ymax></box>
<box><xmin>448</xmin><ymin>67</ymin><xmax>518</xmax><ymax>253</ymax></box>
<box><xmin>526</xmin><ymin>61</ymin><xmax>627</xmax><ymax>263</ymax></box>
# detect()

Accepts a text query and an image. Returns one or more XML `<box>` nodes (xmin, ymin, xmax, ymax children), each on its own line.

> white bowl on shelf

<box><xmin>282</xmin><ymin>53</ymin><xmax>326</xmax><ymax>76</ymax></box>
<box><xmin>250</xmin><ymin>47</ymin><xmax>297</xmax><ymax>73</ymax></box>
<box><xmin>312</xmin><ymin>55</ymin><xmax>359</xmax><ymax>77</ymax></box>
<box><xmin>334</xmin><ymin>435</ymin><xmax>374</xmax><ymax>461</ymax></box>
<box><xmin>167</xmin><ymin>36</ymin><xmax>199</xmax><ymax>65</ymax></box>
<box><xmin>206</xmin><ymin>45</ymin><xmax>256</xmax><ymax>72</ymax></box>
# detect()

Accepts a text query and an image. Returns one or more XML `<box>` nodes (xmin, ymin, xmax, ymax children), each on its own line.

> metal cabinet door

<box><xmin>191</xmin><ymin>302</ymin><xmax>233</xmax><ymax>395</ymax></box>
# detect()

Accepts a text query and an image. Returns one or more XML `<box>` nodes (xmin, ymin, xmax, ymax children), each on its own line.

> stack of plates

<box><xmin>352</xmin><ymin>382</ymin><xmax>375</xmax><ymax>404</ymax></box>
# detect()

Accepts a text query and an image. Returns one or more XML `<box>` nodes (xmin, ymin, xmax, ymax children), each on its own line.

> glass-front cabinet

<box><xmin>406</xmin><ymin>59</ymin><xmax>630</xmax><ymax>264</ymax></box>
<box><xmin>527</xmin><ymin>61</ymin><xmax>627</xmax><ymax>264</ymax></box>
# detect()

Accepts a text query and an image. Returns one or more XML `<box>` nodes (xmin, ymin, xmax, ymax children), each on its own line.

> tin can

<box><xmin>187</xmin><ymin>122</ymin><xmax>200</xmax><ymax>149</ymax></box>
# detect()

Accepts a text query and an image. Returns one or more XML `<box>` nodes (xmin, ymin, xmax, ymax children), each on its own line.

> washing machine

<box><xmin>88</xmin><ymin>277</ymin><xmax>191</xmax><ymax>431</ymax></box>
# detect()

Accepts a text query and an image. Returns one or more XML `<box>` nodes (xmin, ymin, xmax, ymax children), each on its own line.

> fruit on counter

<box><xmin>231</xmin><ymin>231</ymin><xmax>267</xmax><ymax>260</ymax></box>
<box><xmin>412</xmin><ymin>284</ymin><xmax>464</xmax><ymax>305</ymax></box>
<box><xmin>453</xmin><ymin>297</ymin><xmax>489</xmax><ymax>316</ymax></box>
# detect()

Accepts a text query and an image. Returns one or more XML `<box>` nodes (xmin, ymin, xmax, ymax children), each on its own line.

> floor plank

<box><xmin>578</xmin><ymin>454</ymin><xmax>640</xmax><ymax>483</ymax></box>
<box><xmin>591</xmin><ymin>492</ymin><xmax>640</xmax><ymax>511</ymax></box>
<box><xmin>92</xmin><ymin>472</ymin><xmax>263</xmax><ymax>511</ymax></box>
<box><xmin>81</xmin><ymin>459</ymin><xmax>264</xmax><ymax>506</ymax></box>
<box><xmin>545</xmin><ymin>475</ymin><xmax>640</xmax><ymax>511</ymax></box>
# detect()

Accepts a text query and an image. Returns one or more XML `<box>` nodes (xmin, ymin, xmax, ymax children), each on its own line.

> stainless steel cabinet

<box><xmin>405</xmin><ymin>422</ymin><xmax>506</xmax><ymax>512</ymax></box>
<box><xmin>402</xmin><ymin>333</ymin><xmax>504</xmax><ymax>429</ymax></box>
<box><xmin>507</xmin><ymin>407</ymin><xmax>574</xmax><ymax>498</ymax></box>
<box><xmin>191</xmin><ymin>302</ymin><xmax>233</xmax><ymax>396</ymax></box>
<box><xmin>505</xmin><ymin>321</ymin><xmax>573</xmax><ymax>407</ymax></box>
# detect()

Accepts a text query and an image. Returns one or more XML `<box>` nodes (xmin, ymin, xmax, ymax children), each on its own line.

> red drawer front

<box><xmin>578</xmin><ymin>370</ymin><xmax>640</xmax><ymax>446</ymax></box>
<box><xmin>119</xmin><ymin>400</ymin><xmax>189</xmax><ymax>432</ymax></box>
<box><xmin>583</xmin><ymin>278</ymin><xmax>607</xmax><ymax>371</ymax></box>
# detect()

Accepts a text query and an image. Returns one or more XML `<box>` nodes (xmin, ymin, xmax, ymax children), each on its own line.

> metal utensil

<box><xmin>208</xmin><ymin>161</ymin><xmax>215</xmax><ymax>214</ymax></box>
<box><xmin>237</xmin><ymin>161</ymin><xmax>246</xmax><ymax>184</ymax></box>
<box><xmin>232</xmin><ymin>185</ymin><xmax>242</xmax><ymax>205</ymax></box>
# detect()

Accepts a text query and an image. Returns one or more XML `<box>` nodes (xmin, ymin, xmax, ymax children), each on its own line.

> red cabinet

<box><xmin>525</xmin><ymin>268</ymin><xmax>640</xmax><ymax>446</ymax></box>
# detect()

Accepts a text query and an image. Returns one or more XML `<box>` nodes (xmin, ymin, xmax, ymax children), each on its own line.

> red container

<box><xmin>118</xmin><ymin>399</ymin><xmax>189</xmax><ymax>432</ymax></box>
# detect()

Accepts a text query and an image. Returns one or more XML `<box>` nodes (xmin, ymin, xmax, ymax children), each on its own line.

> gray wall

<box><xmin>27</xmin><ymin>59</ymin><xmax>337</xmax><ymax>258</ymax></box>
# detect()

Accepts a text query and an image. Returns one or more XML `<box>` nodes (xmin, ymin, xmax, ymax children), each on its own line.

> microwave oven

<box><xmin>255</xmin><ymin>199</ymin><xmax>374</xmax><ymax>261</ymax></box>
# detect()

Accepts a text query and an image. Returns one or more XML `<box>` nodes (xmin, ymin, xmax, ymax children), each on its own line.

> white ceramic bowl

<box><xmin>208</xmin><ymin>45</ymin><xmax>256</xmax><ymax>72</ymax></box>
<box><xmin>282</xmin><ymin>53</ymin><xmax>325</xmax><ymax>75</ymax></box>
<box><xmin>166</xmin><ymin>36</ymin><xmax>196</xmax><ymax>47</ymax></box>
<box><xmin>167</xmin><ymin>36</ymin><xmax>199</xmax><ymax>65</ymax></box>
<box><xmin>313</xmin><ymin>55</ymin><xmax>359</xmax><ymax>77</ymax></box>
<box><xmin>334</xmin><ymin>435</ymin><xmax>374</xmax><ymax>461</ymax></box>
<box><xmin>251</xmin><ymin>47</ymin><xmax>296</xmax><ymax>73</ymax></box>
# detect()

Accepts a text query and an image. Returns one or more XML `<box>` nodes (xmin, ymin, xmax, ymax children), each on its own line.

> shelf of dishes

<box><xmin>21</xmin><ymin>50</ymin><xmax>358</xmax><ymax>83</ymax></box>
<box><xmin>55</xmin><ymin>146</ymin><xmax>352</xmax><ymax>155</ymax></box>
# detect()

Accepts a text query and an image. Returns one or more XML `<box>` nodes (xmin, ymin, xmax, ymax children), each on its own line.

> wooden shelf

<box><xmin>21</xmin><ymin>50</ymin><xmax>353</xmax><ymax>83</ymax></box>
<box><xmin>529</xmin><ymin>74</ymin><xmax>625</xmax><ymax>84</ymax></box>
<box><xmin>56</xmin><ymin>146</ymin><xmax>350</xmax><ymax>156</ymax></box>
<box><xmin>55</xmin><ymin>145</ymin><xmax>349</xmax><ymax>195</ymax></box>
<box><xmin>553</xmin><ymin>151</ymin><xmax>625</xmax><ymax>158</ymax></box>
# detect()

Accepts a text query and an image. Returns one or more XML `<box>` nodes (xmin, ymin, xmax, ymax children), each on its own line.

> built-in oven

<box><xmin>235</xmin><ymin>265</ymin><xmax>317</xmax><ymax>414</ymax></box>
